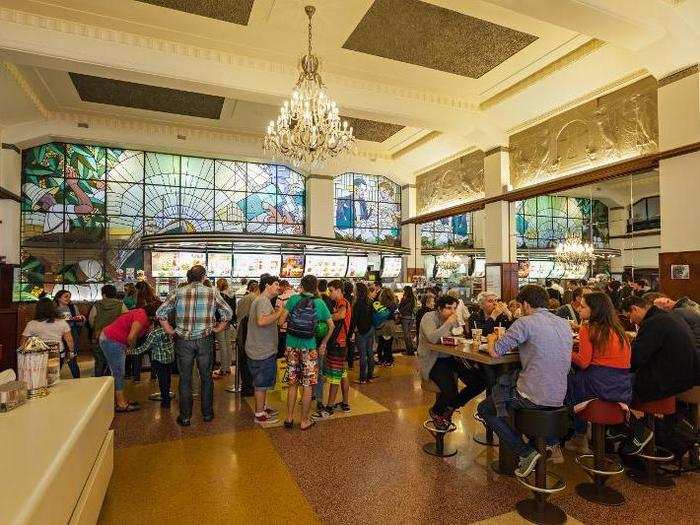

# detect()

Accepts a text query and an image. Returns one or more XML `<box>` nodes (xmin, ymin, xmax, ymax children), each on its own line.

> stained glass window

<box><xmin>333</xmin><ymin>172</ymin><xmax>401</xmax><ymax>246</ymax></box>
<box><xmin>420</xmin><ymin>213</ymin><xmax>473</xmax><ymax>249</ymax></box>
<box><xmin>515</xmin><ymin>196</ymin><xmax>608</xmax><ymax>249</ymax></box>
<box><xmin>18</xmin><ymin>142</ymin><xmax>306</xmax><ymax>301</ymax></box>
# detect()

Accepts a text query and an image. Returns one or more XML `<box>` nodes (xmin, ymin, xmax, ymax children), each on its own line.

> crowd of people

<box><xmin>19</xmin><ymin>270</ymin><xmax>700</xmax><ymax>468</ymax></box>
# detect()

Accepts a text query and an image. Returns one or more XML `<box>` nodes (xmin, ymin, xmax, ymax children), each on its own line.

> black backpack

<box><xmin>287</xmin><ymin>296</ymin><xmax>317</xmax><ymax>340</ymax></box>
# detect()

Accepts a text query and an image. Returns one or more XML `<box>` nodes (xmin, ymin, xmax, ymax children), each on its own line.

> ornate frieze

<box><xmin>510</xmin><ymin>76</ymin><xmax>658</xmax><ymax>189</ymax></box>
<box><xmin>416</xmin><ymin>150</ymin><xmax>485</xmax><ymax>215</ymax></box>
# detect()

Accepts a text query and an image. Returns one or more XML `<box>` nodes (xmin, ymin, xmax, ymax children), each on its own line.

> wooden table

<box><xmin>424</xmin><ymin>340</ymin><xmax>521</xmax><ymax>475</ymax></box>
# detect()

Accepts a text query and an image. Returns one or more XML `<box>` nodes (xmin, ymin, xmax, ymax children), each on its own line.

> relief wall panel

<box><xmin>416</xmin><ymin>150</ymin><xmax>485</xmax><ymax>215</ymax></box>
<box><xmin>510</xmin><ymin>77</ymin><xmax>658</xmax><ymax>189</ymax></box>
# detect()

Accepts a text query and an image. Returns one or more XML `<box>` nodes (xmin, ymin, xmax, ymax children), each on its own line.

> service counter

<box><xmin>0</xmin><ymin>377</ymin><xmax>114</xmax><ymax>525</ymax></box>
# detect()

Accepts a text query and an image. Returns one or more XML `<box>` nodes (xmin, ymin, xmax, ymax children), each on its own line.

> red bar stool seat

<box><xmin>627</xmin><ymin>396</ymin><xmax>676</xmax><ymax>488</ymax></box>
<box><xmin>574</xmin><ymin>400</ymin><xmax>627</xmax><ymax>506</ymax></box>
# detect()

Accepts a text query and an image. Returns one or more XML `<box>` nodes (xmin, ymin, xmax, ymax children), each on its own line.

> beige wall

<box><xmin>0</xmin><ymin>143</ymin><xmax>21</xmax><ymax>264</ymax></box>
<box><xmin>305</xmin><ymin>176</ymin><xmax>334</xmax><ymax>238</ymax></box>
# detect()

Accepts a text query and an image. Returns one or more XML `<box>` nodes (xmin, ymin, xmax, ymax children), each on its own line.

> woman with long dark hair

<box><xmin>54</xmin><ymin>289</ymin><xmax>83</xmax><ymax>378</ymax></box>
<box><xmin>21</xmin><ymin>298</ymin><xmax>75</xmax><ymax>370</ymax></box>
<box><xmin>398</xmin><ymin>286</ymin><xmax>417</xmax><ymax>356</ymax></box>
<box><xmin>373</xmin><ymin>288</ymin><xmax>398</xmax><ymax>366</ymax></box>
<box><xmin>567</xmin><ymin>291</ymin><xmax>632</xmax><ymax>451</ymax></box>
<box><xmin>353</xmin><ymin>282</ymin><xmax>375</xmax><ymax>383</ymax></box>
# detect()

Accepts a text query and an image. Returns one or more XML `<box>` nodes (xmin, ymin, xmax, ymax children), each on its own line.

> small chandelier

<box><xmin>436</xmin><ymin>248</ymin><xmax>462</xmax><ymax>276</ymax></box>
<box><xmin>264</xmin><ymin>5</ymin><xmax>355</xmax><ymax>167</ymax></box>
<box><xmin>555</xmin><ymin>237</ymin><xmax>597</xmax><ymax>266</ymax></box>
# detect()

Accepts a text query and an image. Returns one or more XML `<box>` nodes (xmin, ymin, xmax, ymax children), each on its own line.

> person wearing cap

<box><xmin>156</xmin><ymin>264</ymin><xmax>233</xmax><ymax>427</ymax></box>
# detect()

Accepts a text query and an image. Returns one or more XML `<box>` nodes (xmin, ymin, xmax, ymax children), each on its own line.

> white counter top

<box><xmin>0</xmin><ymin>377</ymin><xmax>114</xmax><ymax>525</ymax></box>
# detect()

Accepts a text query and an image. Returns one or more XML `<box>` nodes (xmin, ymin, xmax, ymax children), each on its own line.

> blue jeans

<box><xmin>356</xmin><ymin>328</ymin><xmax>375</xmax><ymax>382</ymax></box>
<box><xmin>99</xmin><ymin>334</ymin><xmax>126</xmax><ymax>390</ymax></box>
<box><xmin>477</xmin><ymin>393</ymin><xmax>549</xmax><ymax>460</ymax></box>
<box><xmin>176</xmin><ymin>336</ymin><xmax>214</xmax><ymax>419</ymax></box>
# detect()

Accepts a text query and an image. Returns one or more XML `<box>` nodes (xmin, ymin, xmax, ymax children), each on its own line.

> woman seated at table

<box><xmin>566</xmin><ymin>292</ymin><xmax>632</xmax><ymax>451</ymax></box>
<box><xmin>417</xmin><ymin>295</ymin><xmax>487</xmax><ymax>431</ymax></box>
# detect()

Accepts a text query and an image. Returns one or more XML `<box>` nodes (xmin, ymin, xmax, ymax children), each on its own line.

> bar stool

<box><xmin>421</xmin><ymin>378</ymin><xmax>457</xmax><ymax>457</ymax></box>
<box><xmin>513</xmin><ymin>407</ymin><xmax>570</xmax><ymax>525</ymax></box>
<box><xmin>627</xmin><ymin>396</ymin><xmax>676</xmax><ymax>488</ymax></box>
<box><xmin>574</xmin><ymin>400</ymin><xmax>627</xmax><ymax>506</ymax></box>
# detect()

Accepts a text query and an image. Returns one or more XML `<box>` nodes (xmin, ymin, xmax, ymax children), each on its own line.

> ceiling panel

<box><xmin>69</xmin><ymin>73</ymin><xmax>225</xmax><ymax>119</ymax></box>
<box><xmin>134</xmin><ymin>0</ymin><xmax>254</xmax><ymax>25</ymax></box>
<box><xmin>343</xmin><ymin>0</ymin><xmax>537</xmax><ymax>79</ymax></box>
<box><xmin>341</xmin><ymin>116</ymin><xmax>404</xmax><ymax>143</ymax></box>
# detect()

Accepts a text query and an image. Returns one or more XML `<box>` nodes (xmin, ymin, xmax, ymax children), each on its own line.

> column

<box><xmin>0</xmin><ymin>141</ymin><xmax>22</xmax><ymax>264</ymax></box>
<box><xmin>401</xmin><ymin>184</ymin><xmax>422</xmax><ymax>281</ymax></box>
<box><xmin>305</xmin><ymin>174</ymin><xmax>334</xmax><ymax>238</ymax></box>
<box><xmin>657</xmin><ymin>64</ymin><xmax>700</xmax><ymax>299</ymax></box>
<box><xmin>483</xmin><ymin>147</ymin><xmax>518</xmax><ymax>301</ymax></box>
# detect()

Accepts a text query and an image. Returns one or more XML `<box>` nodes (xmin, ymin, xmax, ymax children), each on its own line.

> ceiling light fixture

<box><xmin>263</xmin><ymin>5</ymin><xmax>355</xmax><ymax>167</ymax></box>
<box><xmin>554</xmin><ymin>237</ymin><xmax>597</xmax><ymax>267</ymax></box>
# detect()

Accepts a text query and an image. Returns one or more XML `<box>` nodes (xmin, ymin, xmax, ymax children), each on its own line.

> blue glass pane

<box><xmin>378</xmin><ymin>229</ymin><xmax>400</xmax><ymax>246</ymax></box>
<box><xmin>144</xmin><ymin>184</ymin><xmax>179</xmax><ymax>218</ymax></box>
<box><xmin>277</xmin><ymin>166</ymin><xmax>305</xmax><ymax>196</ymax></box>
<box><xmin>377</xmin><ymin>203</ymin><xmax>400</xmax><ymax>229</ymax></box>
<box><xmin>241</xmin><ymin>192</ymin><xmax>277</xmax><ymax>222</ymax></box>
<box><xmin>106</xmin><ymin>149</ymin><xmax>140</xmax><ymax>182</ymax></box>
<box><xmin>277</xmin><ymin>194</ymin><xmax>304</xmax><ymax>225</ymax></box>
<box><xmin>145</xmin><ymin>153</ymin><xmax>179</xmax><ymax>186</ymax></box>
<box><xmin>451</xmin><ymin>214</ymin><xmax>469</xmax><ymax>236</ymax></box>
<box><xmin>107</xmin><ymin>181</ymin><xmax>142</xmax><ymax>216</ymax></box>
<box><xmin>354</xmin><ymin>201</ymin><xmax>378</xmax><ymax>229</ymax></box>
<box><xmin>335</xmin><ymin>227</ymin><xmax>355</xmax><ymax>240</ymax></box>
<box><xmin>214</xmin><ymin>221</ymin><xmax>244</xmax><ymax>233</ymax></box>
<box><xmin>180</xmin><ymin>187</ymin><xmax>214</xmax><ymax>231</ymax></box>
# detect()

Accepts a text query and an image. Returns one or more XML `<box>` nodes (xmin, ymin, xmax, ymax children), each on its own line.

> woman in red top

<box><xmin>100</xmin><ymin>302</ymin><xmax>158</xmax><ymax>412</ymax></box>
<box><xmin>569</xmin><ymin>291</ymin><xmax>633</xmax><ymax>405</ymax></box>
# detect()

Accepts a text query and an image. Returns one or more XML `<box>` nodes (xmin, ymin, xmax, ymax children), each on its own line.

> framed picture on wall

<box><xmin>671</xmin><ymin>264</ymin><xmax>690</xmax><ymax>280</ymax></box>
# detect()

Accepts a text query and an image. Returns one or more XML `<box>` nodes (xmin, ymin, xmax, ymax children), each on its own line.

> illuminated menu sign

<box><xmin>207</xmin><ymin>253</ymin><xmax>232</xmax><ymax>277</ymax></box>
<box><xmin>381</xmin><ymin>257</ymin><xmax>402</xmax><ymax>278</ymax></box>
<box><xmin>346</xmin><ymin>256</ymin><xmax>368</xmax><ymax>278</ymax></box>
<box><xmin>232</xmin><ymin>253</ymin><xmax>281</xmax><ymax>278</ymax></box>
<box><xmin>304</xmin><ymin>255</ymin><xmax>348</xmax><ymax>277</ymax></box>
<box><xmin>280</xmin><ymin>255</ymin><xmax>305</xmax><ymax>278</ymax></box>
<box><xmin>528</xmin><ymin>260</ymin><xmax>555</xmax><ymax>279</ymax></box>
<box><xmin>152</xmin><ymin>251</ymin><xmax>205</xmax><ymax>277</ymax></box>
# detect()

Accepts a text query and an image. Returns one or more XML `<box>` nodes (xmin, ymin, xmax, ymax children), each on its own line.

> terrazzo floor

<box><xmin>89</xmin><ymin>355</ymin><xmax>699</xmax><ymax>524</ymax></box>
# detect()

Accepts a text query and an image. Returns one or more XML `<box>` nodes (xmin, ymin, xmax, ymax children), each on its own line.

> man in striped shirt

<box><xmin>157</xmin><ymin>265</ymin><xmax>233</xmax><ymax>427</ymax></box>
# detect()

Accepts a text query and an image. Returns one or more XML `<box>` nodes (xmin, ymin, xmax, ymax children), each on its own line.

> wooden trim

<box><xmin>0</xmin><ymin>187</ymin><xmax>21</xmax><ymax>202</ymax></box>
<box><xmin>626</xmin><ymin>245</ymin><xmax>661</xmax><ymax>251</ymax></box>
<box><xmin>305</xmin><ymin>174</ymin><xmax>334</xmax><ymax>181</ymax></box>
<box><xmin>403</xmin><ymin>140</ymin><xmax>700</xmax><ymax>225</ymax></box>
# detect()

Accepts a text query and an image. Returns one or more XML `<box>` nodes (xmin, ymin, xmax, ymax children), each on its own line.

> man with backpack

<box><xmin>279</xmin><ymin>274</ymin><xmax>333</xmax><ymax>430</ymax></box>
<box><xmin>88</xmin><ymin>284</ymin><xmax>127</xmax><ymax>376</ymax></box>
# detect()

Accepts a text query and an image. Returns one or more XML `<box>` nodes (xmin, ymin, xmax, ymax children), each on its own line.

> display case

<box><xmin>346</xmin><ymin>256</ymin><xmax>368</xmax><ymax>278</ymax></box>
<box><xmin>232</xmin><ymin>253</ymin><xmax>281</xmax><ymax>278</ymax></box>
<box><xmin>381</xmin><ymin>257</ymin><xmax>402</xmax><ymax>279</ymax></box>
<box><xmin>280</xmin><ymin>254</ymin><xmax>305</xmax><ymax>278</ymax></box>
<box><xmin>304</xmin><ymin>255</ymin><xmax>348</xmax><ymax>277</ymax></box>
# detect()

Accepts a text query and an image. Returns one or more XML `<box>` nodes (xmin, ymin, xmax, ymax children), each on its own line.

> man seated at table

<box><xmin>417</xmin><ymin>295</ymin><xmax>487</xmax><ymax>431</ymax></box>
<box><xmin>618</xmin><ymin>296</ymin><xmax>698</xmax><ymax>454</ymax></box>
<box><xmin>470</xmin><ymin>291</ymin><xmax>513</xmax><ymax>335</ymax></box>
<box><xmin>477</xmin><ymin>285</ymin><xmax>572</xmax><ymax>478</ymax></box>
<box><xmin>555</xmin><ymin>287</ymin><xmax>586</xmax><ymax>327</ymax></box>
<box><xmin>643</xmin><ymin>292</ymin><xmax>700</xmax><ymax>349</ymax></box>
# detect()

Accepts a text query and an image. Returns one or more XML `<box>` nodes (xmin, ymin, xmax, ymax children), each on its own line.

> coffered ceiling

<box><xmin>0</xmin><ymin>0</ymin><xmax>697</xmax><ymax>180</ymax></box>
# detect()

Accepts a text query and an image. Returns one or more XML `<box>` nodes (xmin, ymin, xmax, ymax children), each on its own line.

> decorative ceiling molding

<box><xmin>506</xmin><ymin>69</ymin><xmax>651</xmax><ymax>135</ymax></box>
<box><xmin>1</xmin><ymin>61</ymin><xmax>51</xmax><ymax>118</ymax></box>
<box><xmin>658</xmin><ymin>64</ymin><xmax>698</xmax><ymax>87</ymax></box>
<box><xmin>69</xmin><ymin>72</ymin><xmax>226</xmax><ymax>119</ymax></box>
<box><xmin>343</xmin><ymin>0</ymin><xmax>537</xmax><ymax>79</ymax></box>
<box><xmin>134</xmin><ymin>0</ymin><xmax>254</xmax><ymax>25</ymax></box>
<box><xmin>0</xmin><ymin>7</ymin><xmax>478</xmax><ymax>112</ymax></box>
<box><xmin>480</xmin><ymin>39</ymin><xmax>605</xmax><ymax>110</ymax></box>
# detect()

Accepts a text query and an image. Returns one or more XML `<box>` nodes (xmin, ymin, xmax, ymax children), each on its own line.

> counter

<box><xmin>0</xmin><ymin>377</ymin><xmax>114</xmax><ymax>525</ymax></box>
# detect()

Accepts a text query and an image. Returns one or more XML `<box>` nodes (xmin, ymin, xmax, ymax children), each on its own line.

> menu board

<box><xmin>549</xmin><ymin>262</ymin><xmax>566</xmax><ymax>279</ymax></box>
<box><xmin>207</xmin><ymin>253</ymin><xmax>232</xmax><ymax>277</ymax></box>
<box><xmin>304</xmin><ymin>255</ymin><xmax>348</xmax><ymax>277</ymax></box>
<box><xmin>381</xmin><ymin>257</ymin><xmax>402</xmax><ymax>278</ymax></box>
<box><xmin>232</xmin><ymin>253</ymin><xmax>281</xmax><ymax>278</ymax></box>
<box><xmin>280</xmin><ymin>255</ymin><xmax>305</xmax><ymax>278</ymax></box>
<box><xmin>346</xmin><ymin>256</ymin><xmax>368</xmax><ymax>278</ymax></box>
<box><xmin>367</xmin><ymin>253</ymin><xmax>382</xmax><ymax>272</ymax></box>
<box><xmin>485</xmin><ymin>264</ymin><xmax>502</xmax><ymax>299</ymax></box>
<box><xmin>151</xmin><ymin>251</ymin><xmax>206</xmax><ymax>277</ymax></box>
<box><xmin>471</xmin><ymin>257</ymin><xmax>486</xmax><ymax>278</ymax></box>
<box><xmin>528</xmin><ymin>260</ymin><xmax>555</xmax><ymax>279</ymax></box>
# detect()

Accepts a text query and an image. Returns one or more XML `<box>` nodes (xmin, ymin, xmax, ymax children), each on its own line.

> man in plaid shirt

<box><xmin>157</xmin><ymin>265</ymin><xmax>233</xmax><ymax>427</ymax></box>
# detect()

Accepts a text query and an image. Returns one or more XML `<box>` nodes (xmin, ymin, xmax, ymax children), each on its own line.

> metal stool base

<box><xmin>627</xmin><ymin>468</ymin><xmax>675</xmax><ymax>488</ymax></box>
<box><xmin>473</xmin><ymin>432</ymin><xmax>498</xmax><ymax>447</ymax></box>
<box><xmin>575</xmin><ymin>482</ymin><xmax>625</xmax><ymax>506</ymax></box>
<box><xmin>423</xmin><ymin>442</ymin><xmax>457</xmax><ymax>457</ymax></box>
<box><xmin>516</xmin><ymin>498</ymin><xmax>566</xmax><ymax>525</ymax></box>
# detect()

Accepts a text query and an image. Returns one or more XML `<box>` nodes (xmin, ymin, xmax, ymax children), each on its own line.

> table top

<box><xmin>423</xmin><ymin>340</ymin><xmax>521</xmax><ymax>366</ymax></box>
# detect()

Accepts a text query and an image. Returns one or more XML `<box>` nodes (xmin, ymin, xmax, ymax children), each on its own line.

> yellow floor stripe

<box><xmin>98</xmin><ymin>429</ymin><xmax>318</xmax><ymax>524</ymax></box>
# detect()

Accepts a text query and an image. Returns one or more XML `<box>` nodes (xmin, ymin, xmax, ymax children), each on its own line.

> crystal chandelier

<box><xmin>436</xmin><ymin>248</ymin><xmax>463</xmax><ymax>277</ymax></box>
<box><xmin>555</xmin><ymin>237</ymin><xmax>597</xmax><ymax>266</ymax></box>
<box><xmin>264</xmin><ymin>5</ymin><xmax>355</xmax><ymax>167</ymax></box>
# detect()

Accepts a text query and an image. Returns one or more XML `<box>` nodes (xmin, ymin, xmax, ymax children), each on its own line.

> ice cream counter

<box><xmin>0</xmin><ymin>377</ymin><xmax>114</xmax><ymax>525</ymax></box>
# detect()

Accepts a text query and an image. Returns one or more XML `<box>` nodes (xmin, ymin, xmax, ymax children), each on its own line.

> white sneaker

<box><xmin>547</xmin><ymin>445</ymin><xmax>565</xmax><ymax>464</ymax></box>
